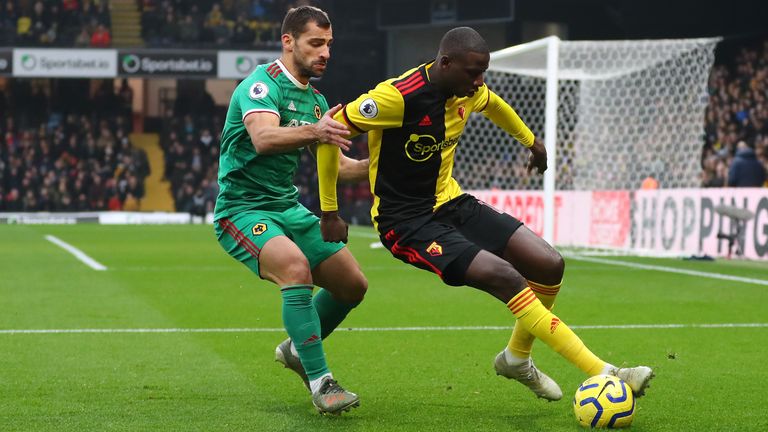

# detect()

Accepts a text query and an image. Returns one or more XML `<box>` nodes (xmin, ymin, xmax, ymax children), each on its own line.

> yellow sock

<box><xmin>507</xmin><ymin>280</ymin><xmax>560</xmax><ymax>359</ymax></box>
<box><xmin>507</xmin><ymin>287</ymin><xmax>606</xmax><ymax>375</ymax></box>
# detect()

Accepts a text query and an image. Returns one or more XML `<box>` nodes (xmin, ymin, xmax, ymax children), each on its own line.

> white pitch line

<box><xmin>45</xmin><ymin>235</ymin><xmax>107</xmax><ymax>271</ymax></box>
<box><xmin>568</xmin><ymin>254</ymin><xmax>768</xmax><ymax>286</ymax></box>
<box><xmin>1</xmin><ymin>323</ymin><xmax>766</xmax><ymax>335</ymax></box>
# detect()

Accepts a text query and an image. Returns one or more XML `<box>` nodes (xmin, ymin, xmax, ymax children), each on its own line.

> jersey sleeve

<box><xmin>334</xmin><ymin>81</ymin><xmax>404</xmax><ymax>137</ymax></box>
<box><xmin>237</xmin><ymin>76</ymin><xmax>282</xmax><ymax>121</ymax></box>
<box><xmin>317</xmin><ymin>143</ymin><xmax>340</xmax><ymax>211</ymax></box>
<box><xmin>478</xmin><ymin>87</ymin><xmax>535</xmax><ymax>147</ymax></box>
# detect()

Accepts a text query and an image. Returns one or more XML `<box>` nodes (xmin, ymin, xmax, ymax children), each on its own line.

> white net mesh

<box><xmin>458</xmin><ymin>38</ymin><xmax>720</xmax><ymax>191</ymax></box>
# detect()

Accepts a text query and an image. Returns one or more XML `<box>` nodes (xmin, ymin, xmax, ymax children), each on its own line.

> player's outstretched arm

<box><xmin>479</xmin><ymin>90</ymin><xmax>547</xmax><ymax>175</ymax></box>
<box><xmin>245</xmin><ymin>104</ymin><xmax>352</xmax><ymax>154</ymax></box>
<box><xmin>317</xmin><ymin>142</ymin><xmax>349</xmax><ymax>243</ymax></box>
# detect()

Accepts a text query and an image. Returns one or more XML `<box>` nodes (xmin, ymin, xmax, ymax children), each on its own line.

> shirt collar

<box><xmin>275</xmin><ymin>59</ymin><xmax>309</xmax><ymax>90</ymax></box>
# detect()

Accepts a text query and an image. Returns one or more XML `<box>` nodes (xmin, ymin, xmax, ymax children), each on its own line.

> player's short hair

<box><xmin>281</xmin><ymin>6</ymin><xmax>331</xmax><ymax>38</ymax></box>
<box><xmin>438</xmin><ymin>27</ymin><xmax>489</xmax><ymax>58</ymax></box>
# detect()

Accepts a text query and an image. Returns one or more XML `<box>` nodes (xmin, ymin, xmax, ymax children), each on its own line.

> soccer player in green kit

<box><xmin>214</xmin><ymin>6</ymin><xmax>366</xmax><ymax>415</ymax></box>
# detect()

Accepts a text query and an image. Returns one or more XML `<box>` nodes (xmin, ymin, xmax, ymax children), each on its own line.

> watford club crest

<box><xmin>458</xmin><ymin>106</ymin><xmax>465</xmax><ymax>120</ymax></box>
<box><xmin>252</xmin><ymin>223</ymin><xmax>268</xmax><ymax>236</ymax></box>
<box><xmin>426</xmin><ymin>241</ymin><xmax>443</xmax><ymax>257</ymax></box>
<box><xmin>314</xmin><ymin>104</ymin><xmax>322</xmax><ymax>119</ymax></box>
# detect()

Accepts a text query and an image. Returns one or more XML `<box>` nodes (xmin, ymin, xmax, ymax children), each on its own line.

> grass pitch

<box><xmin>1</xmin><ymin>224</ymin><xmax>767</xmax><ymax>431</ymax></box>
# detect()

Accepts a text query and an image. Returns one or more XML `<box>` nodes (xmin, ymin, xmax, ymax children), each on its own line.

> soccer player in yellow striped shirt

<box><xmin>316</xmin><ymin>27</ymin><xmax>654</xmax><ymax>401</ymax></box>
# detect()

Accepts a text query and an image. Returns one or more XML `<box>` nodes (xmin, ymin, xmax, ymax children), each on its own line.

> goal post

<box><xmin>459</xmin><ymin>36</ymin><xmax>721</xmax><ymax>245</ymax></box>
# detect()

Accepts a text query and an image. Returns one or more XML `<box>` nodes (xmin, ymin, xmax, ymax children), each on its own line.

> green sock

<box><xmin>313</xmin><ymin>288</ymin><xmax>360</xmax><ymax>339</ymax></box>
<box><xmin>281</xmin><ymin>285</ymin><xmax>329</xmax><ymax>380</ymax></box>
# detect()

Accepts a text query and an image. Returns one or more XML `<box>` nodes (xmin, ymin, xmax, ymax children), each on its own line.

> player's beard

<box><xmin>295</xmin><ymin>53</ymin><xmax>326</xmax><ymax>79</ymax></box>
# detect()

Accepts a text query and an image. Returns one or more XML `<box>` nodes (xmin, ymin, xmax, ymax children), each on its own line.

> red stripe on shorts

<box><xmin>391</xmin><ymin>241</ymin><xmax>443</xmax><ymax>278</ymax></box>
<box><xmin>220</xmin><ymin>219</ymin><xmax>262</xmax><ymax>259</ymax></box>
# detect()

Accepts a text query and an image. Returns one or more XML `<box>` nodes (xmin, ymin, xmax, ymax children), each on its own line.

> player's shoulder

<box><xmin>469</xmin><ymin>83</ymin><xmax>492</xmax><ymax>111</ymax></box>
<box><xmin>391</xmin><ymin>65</ymin><xmax>425</xmax><ymax>83</ymax></box>
<box><xmin>385</xmin><ymin>64</ymin><xmax>429</xmax><ymax>98</ymax></box>
<box><xmin>251</xmin><ymin>61</ymin><xmax>282</xmax><ymax>81</ymax></box>
<box><xmin>237</xmin><ymin>62</ymin><xmax>282</xmax><ymax>93</ymax></box>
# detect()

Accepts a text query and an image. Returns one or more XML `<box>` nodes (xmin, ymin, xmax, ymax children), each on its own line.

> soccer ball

<box><xmin>573</xmin><ymin>374</ymin><xmax>635</xmax><ymax>428</ymax></box>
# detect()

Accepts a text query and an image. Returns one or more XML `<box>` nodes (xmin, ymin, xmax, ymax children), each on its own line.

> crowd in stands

<box><xmin>159</xmin><ymin>108</ymin><xmax>220</xmax><ymax>217</ymax></box>
<box><xmin>0</xmin><ymin>0</ymin><xmax>318</xmax><ymax>49</ymax></box>
<box><xmin>0</xmin><ymin>80</ymin><xmax>149</xmax><ymax>211</ymax></box>
<box><xmin>1</xmin><ymin>0</ymin><xmax>112</xmax><ymax>47</ymax></box>
<box><xmin>140</xmin><ymin>0</ymin><xmax>319</xmax><ymax>48</ymax></box>
<box><xmin>701</xmin><ymin>39</ymin><xmax>768</xmax><ymax>187</ymax></box>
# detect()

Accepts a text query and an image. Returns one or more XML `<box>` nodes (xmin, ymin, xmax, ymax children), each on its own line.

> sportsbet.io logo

<box><xmin>404</xmin><ymin>134</ymin><xmax>459</xmax><ymax>162</ymax></box>
<box><xmin>21</xmin><ymin>54</ymin><xmax>36</xmax><ymax>70</ymax></box>
<box><xmin>122</xmin><ymin>54</ymin><xmax>141</xmax><ymax>73</ymax></box>
<box><xmin>235</xmin><ymin>56</ymin><xmax>254</xmax><ymax>74</ymax></box>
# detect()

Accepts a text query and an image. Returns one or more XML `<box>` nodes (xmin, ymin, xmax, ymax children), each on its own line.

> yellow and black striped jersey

<box><xmin>320</xmin><ymin>62</ymin><xmax>535</xmax><ymax>231</ymax></box>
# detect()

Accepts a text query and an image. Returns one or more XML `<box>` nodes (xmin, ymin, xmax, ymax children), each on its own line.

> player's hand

<box><xmin>320</xmin><ymin>211</ymin><xmax>349</xmax><ymax>243</ymax></box>
<box><xmin>527</xmin><ymin>137</ymin><xmax>547</xmax><ymax>174</ymax></box>
<box><xmin>313</xmin><ymin>104</ymin><xmax>352</xmax><ymax>151</ymax></box>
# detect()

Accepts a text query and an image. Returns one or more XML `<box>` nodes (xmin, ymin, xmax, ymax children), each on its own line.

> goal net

<box><xmin>458</xmin><ymin>37</ymin><xmax>720</xmax><ymax>192</ymax></box>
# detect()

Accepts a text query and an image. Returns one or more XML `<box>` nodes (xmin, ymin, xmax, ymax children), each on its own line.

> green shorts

<box><xmin>214</xmin><ymin>204</ymin><xmax>345</xmax><ymax>278</ymax></box>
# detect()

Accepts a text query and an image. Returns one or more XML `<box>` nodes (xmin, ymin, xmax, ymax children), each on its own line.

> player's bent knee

<box><xmin>267</xmin><ymin>259</ymin><xmax>313</xmax><ymax>286</ymax></box>
<box><xmin>339</xmin><ymin>272</ymin><xmax>368</xmax><ymax>304</ymax></box>
<box><xmin>467</xmin><ymin>257</ymin><xmax>528</xmax><ymax>301</ymax></box>
<box><xmin>549</xmin><ymin>251</ymin><xmax>565</xmax><ymax>281</ymax></box>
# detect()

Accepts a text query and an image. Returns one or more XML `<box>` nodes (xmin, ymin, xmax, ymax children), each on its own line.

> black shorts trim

<box><xmin>442</xmin><ymin>245</ymin><xmax>481</xmax><ymax>286</ymax></box>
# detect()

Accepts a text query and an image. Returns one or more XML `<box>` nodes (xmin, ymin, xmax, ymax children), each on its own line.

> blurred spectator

<box><xmin>0</xmin><ymin>88</ymin><xmax>7</xmax><ymax>123</ymax></box>
<box><xmin>74</xmin><ymin>25</ymin><xmax>91</xmax><ymax>46</ymax></box>
<box><xmin>231</xmin><ymin>14</ymin><xmax>255</xmax><ymax>47</ymax></box>
<box><xmin>89</xmin><ymin>23</ymin><xmax>111</xmax><ymax>47</ymax></box>
<box><xmin>640</xmin><ymin>176</ymin><xmax>659</xmax><ymax>190</ymax></box>
<box><xmin>118</xmin><ymin>79</ymin><xmax>134</xmax><ymax>118</ymax></box>
<box><xmin>728</xmin><ymin>141</ymin><xmax>767</xmax><ymax>187</ymax></box>
<box><xmin>177</xmin><ymin>14</ymin><xmax>199</xmax><ymax>44</ymax></box>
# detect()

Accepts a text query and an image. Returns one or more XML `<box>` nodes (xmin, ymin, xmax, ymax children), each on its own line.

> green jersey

<box><xmin>214</xmin><ymin>59</ymin><xmax>330</xmax><ymax>220</ymax></box>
